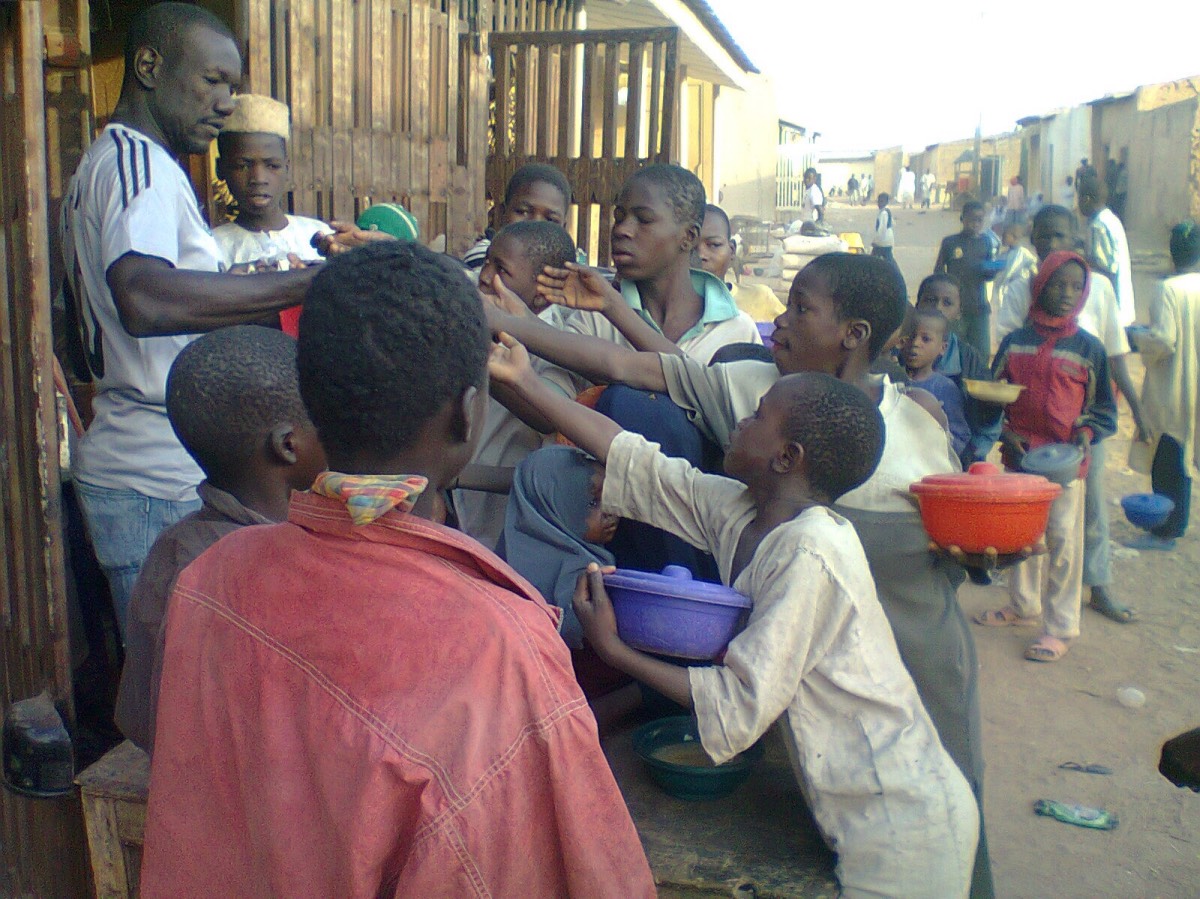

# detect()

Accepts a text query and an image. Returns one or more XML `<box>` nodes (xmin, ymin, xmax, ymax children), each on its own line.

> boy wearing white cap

<box><xmin>212</xmin><ymin>94</ymin><xmax>330</xmax><ymax>279</ymax></box>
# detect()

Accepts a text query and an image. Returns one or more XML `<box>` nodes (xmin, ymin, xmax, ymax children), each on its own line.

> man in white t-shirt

<box><xmin>61</xmin><ymin>3</ymin><xmax>320</xmax><ymax>636</ymax></box>
<box><xmin>897</xmin><ymin>166</ymin><xmax>917</xmax><ymax>209</ymax></box>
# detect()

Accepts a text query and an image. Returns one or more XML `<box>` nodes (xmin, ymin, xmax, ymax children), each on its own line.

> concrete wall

<box><xmin>713</xmin><ymin>74</ymin><xmax>780</xmax><ymax>220</ymax></box>
<box><xmin>872</xmin><ymin>146</ymin><xmax>904</xmax><ymax>207</ymax></box>
<box><xmin>1125</xmin><ymin>93</ymin><xmax>1198</xmax><ymax>250</ymax></box>
<box><xmin>1023</xmin><ymin>106</ymin><xmax>1092</xmax><ymax>207</ymax></box>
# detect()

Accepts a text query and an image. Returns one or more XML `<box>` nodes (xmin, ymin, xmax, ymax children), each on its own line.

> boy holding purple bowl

<box><xmin>489</xmin><ymin>334</ymin><xmax>979</xmax><ymax>898</ymax></box>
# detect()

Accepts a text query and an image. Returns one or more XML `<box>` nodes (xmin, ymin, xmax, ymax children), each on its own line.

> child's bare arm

<box><xmin>574</xmin><ymin>565</ymin><xmax>694</xmax><ymax>708</ymax></box>
<box><xmin>538</xmin><ymin>264</ymin><xmax>682</xmax><ymax>355</ymax></box>
<box><xmin>484</xmin><ymin>303</ymin><xmax>669</xmax><ymax>392</ymax></box>
<box><xmin>489</xmin><ymin>334</ymin><xmax>622</xmax><ymax>463</ymax></box>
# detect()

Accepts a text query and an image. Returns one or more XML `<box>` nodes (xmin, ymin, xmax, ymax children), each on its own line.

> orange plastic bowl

<box><xmin>910</xmin><ymin>462</ymin><xmax>1062</xmax><ymax>554</ymax></box>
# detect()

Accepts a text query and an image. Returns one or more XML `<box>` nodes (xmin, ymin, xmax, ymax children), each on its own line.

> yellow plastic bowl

<box><xmin>964</xmin><ymin>379</ymin><xmax>1025</xmax><ymax>405</ymax></box>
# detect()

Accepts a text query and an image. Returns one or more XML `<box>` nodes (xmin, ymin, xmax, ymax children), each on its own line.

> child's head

<box><xmin>298</xmin><ymin>242</ymin><xmax>490</xmax><ymax>482</ymax></box>
<box><xmin>1002</xmin><ymin>222</ymin><xmax>1025</xmax><ymax>249</ymax></box>
<box><xmin>215</xmin><ymin>95</ymin><xmax>291</xmax><ymax>220</ymax></box>
<box><xmin>1169</xmin><ymin>220</ymin><xmax>1200</xmax><ymax>272</ymax></box>
<box><xmin>511</xmin><ymin>446</ymin><xmax>618</xmax><ymax>547</ymax></box>
<box><xmin>901</xmin><ymin>310</ymin><xmax>948</xmax><ymax>377</ymax></box>
<box><xmin>771</xmin><ymin>253</ymin><xmax>908</xmax><ymax>377</ymax></box>
<box><xmin>478</xmin><ymin>221</ymin><xmax>575</xmax><ymax>312</ymax></box>
<box><xmin>916</xmin><ymin>273</ymin><xmax>962</xmax><ymax>322</ymax></box>
<box><xmin>1076</xmin><ymin>173</ymin><xmax>1106</xmax><ymax>218</ymax></box>
<box><xmin>877</xmin><ymin>192</ymin><xmax>890</xmax><ymax>209</ymax></box>
<box><xmin>166</xmin><ymin>325</ymin><xmax>325</xmax><ymax>495</ymax></box>
<box><xmin>960</xmin><ymin>201</ymin><xmax>985</xmax><ymax>237</ymax></box>
<box><xmin>611</xmin><ymin>164</ymin><xmax>705</xmax><ymax>281</ymax></box>
<box><xmin>803</xmin><ymin>168</ymin><xmax>817</xmax><ymax>186</ymax></box>
<box><xmin>695</xmin><ymin>204</ymin><xmax>734</xmax><ymax>278</ymax></box>
<box><xmin>1032</xmin><ymin>251</ymin><xmax>1089</xmax><ymax>319</ymax></box>
<box><xmin>1030</xmin><ymin>205</ymin><xmax>1075</xmax><ymax>261</ymax></box>
<box><xmin>724</xmin><ymin>372</ymin><xmax>884</xmax><ymax>504</ymax></box>
<box><xmin>1066</xmin><ymin>175</ymin><xmax>1074</xmax><ymax>187</ymax></box>
<box><xmin>500</xmin><ymin>164</ymin><xmax>572</xmax><ymax>226</ymax></box>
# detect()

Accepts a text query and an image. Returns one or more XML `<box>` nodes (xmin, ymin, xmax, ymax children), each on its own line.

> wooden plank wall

<box><xmin>239</xmin><ymin>0</ymin><xmax>491</xmax><ymax>257</ymax></box>
<box><xmin>487</xmin><ymin>27</ymin><xmax>678</xmax><ymax>265</ymax></box>
<box><xmin>491</xmin><ymin>0</ymin><xmax>575</xmax><ymax>32</ymax></box>
<box><xmin>0</xmin><ymin>2</ymin><xmax>89</xmax><ymax>895</ymax></box>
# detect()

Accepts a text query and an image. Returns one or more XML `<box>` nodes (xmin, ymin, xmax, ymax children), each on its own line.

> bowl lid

<box><xmin>1020</xmin><ymin>443</ymin><xmax>1084</xmax><ymax>476</ymax></box>
<box><xmin>603</xmin><ymin>565</ymin><xmax>752</xmax><ymax>609</ymax></box>
<box><xmin>910</xmin><ymin>461</ymin><xmax>1062</xmax><ymax>501</ymax></box>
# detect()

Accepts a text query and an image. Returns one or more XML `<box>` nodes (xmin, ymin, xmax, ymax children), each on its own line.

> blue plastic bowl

<box><xmin>604</xmin><ymin>566</ymin><xmax>751</xmax><ymax>660</ymax></box>
<box><xmin>756</xmin><ymin>321</ymin><xmax>776</xmax><ymax>348</ymax></box>
<box><xmin>1121</xmin><ymin>493</ymin><xmax>1174</xmax><ymax>530</ymax></box>
<box><xmin>632</xmin><ymin>716</ymin><xmax>763</xmax><ymax>801</ymax></box>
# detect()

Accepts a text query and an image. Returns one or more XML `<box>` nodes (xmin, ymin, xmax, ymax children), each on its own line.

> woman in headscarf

<box><xmin>499</xmin><ymin>446</ymin><xmax>617</xmax><ymax>650</ymax></box>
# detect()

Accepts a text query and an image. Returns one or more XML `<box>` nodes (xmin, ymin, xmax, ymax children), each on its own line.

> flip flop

<box><xmin>1089</xmin><ymin>590</ymin><xmax>1137</xmax><ymax>623</ymax></box>
<box><xmin>1025</xmin><ymin>635</ymin><xmax>1070</xmax><ymax>662</ymax></box>
<box><xmin>974</xmin><ymin>607</ymin><xmax>1039</xmax><ymax>627</ymax></box>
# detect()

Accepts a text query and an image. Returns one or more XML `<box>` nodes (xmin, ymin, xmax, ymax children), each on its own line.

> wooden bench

<box><xmin>75</xmin><ymin>740</ymin><xmax>148</xmax><ymax>899</ymax></box>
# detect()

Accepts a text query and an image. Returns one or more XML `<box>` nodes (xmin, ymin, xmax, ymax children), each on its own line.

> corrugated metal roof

<box><xmin>678</xmin><ymin>0</ymin><xmax>759</xmax><ymax>74</ymax></box>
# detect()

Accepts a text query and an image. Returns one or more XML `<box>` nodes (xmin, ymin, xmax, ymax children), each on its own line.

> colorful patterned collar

<box><xmin>310</xmin><ymin>471</ymin><xmax>429</xmax><ymax>526</ymax></box>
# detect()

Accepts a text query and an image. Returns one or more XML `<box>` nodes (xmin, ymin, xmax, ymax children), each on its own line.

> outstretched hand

<box><xmin>933</xmin><ymin>541</ymin><xmax>1047</xmax><ymax>571</ymax></box>
<box><xmin>313</xmin><ymin>221</ymin><xmax>396</xmax><ymax>256</ymax></box>
<box><xmin>487</xmin><ymin>332</ymin><xmax>535</xmax><ymax>387</ymax></box>
<box><xmin>480</xmin><ymin>272</ymin><xmax>534</xmax><ymax>319</ymax></box>
<box><xmin>537</xmin><ymin>263</ymin><xmax>620</xmax><ymax>313</ymax></box>
<box><xmin>573</xmin><ymin>563</ymin><xmax>622</xmax><ymax>657</ymax></box>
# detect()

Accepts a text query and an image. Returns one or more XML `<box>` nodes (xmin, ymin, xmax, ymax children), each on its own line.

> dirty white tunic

<box><xmin>604</xmin><ymin>432</ymin><xmax>979</xmax><ymax>898</ymax></box>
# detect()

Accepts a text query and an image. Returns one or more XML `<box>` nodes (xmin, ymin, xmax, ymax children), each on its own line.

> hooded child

<box><xmin>978</xmin><ymin>252</ymin><xmax>1117</xmax><ymax>663</ymax></box>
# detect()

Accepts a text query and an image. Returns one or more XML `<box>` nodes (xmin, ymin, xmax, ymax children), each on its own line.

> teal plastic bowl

<box><xmin>632</xmin><ymin>716</ymin><xmax>763</xmax><ymax>801</ymax></box>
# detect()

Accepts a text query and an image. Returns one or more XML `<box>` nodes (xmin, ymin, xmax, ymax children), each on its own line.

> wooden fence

<box><xmin>0</xmin><ymin>2</ymin><xmax>88</xmax><ymax>895</ymax></box>
<box><xmin>487</xmin><ymin>27</ymin><xmax>678</xmax><ymax>265</ymax></box>
<box><xmin>238</xmin><ymin>0</ymin><xmax>491</xmax><ymax>255</ymax></box>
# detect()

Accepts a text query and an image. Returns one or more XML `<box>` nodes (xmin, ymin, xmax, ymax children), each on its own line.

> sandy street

<box><xmin>780</xmin><ymin>200</ymin><xmax>1200</xmax><ymax>899</ymax></box>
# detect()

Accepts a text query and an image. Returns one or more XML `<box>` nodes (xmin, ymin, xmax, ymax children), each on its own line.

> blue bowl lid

<box><xmin>603</xmin><ymin>565</ymin><xmax>751</xmax><ymax>609</ymax></box>
<box><xmin>1020</xmin><ymin>443</ymin><xmax>1083</xmax><ymax>476</ymax></box>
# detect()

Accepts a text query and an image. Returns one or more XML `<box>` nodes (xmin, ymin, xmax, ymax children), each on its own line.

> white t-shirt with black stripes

<box><xmin>62</xmin><ymin>124</ymin><xmax>219</xmax><ymax>501</ymax></box>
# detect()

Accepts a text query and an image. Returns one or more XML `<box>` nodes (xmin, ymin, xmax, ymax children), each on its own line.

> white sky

<box><xmin>705</xmin><ymin>0</ymin><xmax>1200</xmax><ymax>154</ymax></box>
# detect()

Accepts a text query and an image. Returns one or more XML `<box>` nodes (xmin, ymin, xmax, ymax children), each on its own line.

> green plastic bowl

<box><xmin>632</xmin><ymin>716</ymin><xmax>763</xmax><ymax>801</ymax></box>
<box><xmin>355</xmin><ymin>203</ymin><xmax>419</xmax><ymax>241</ymax></box>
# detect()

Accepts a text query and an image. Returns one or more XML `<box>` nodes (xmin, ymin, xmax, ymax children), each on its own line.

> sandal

<box><xmin>1088</xmin><ymin>588</ymin><xmax>1136</xmax><ymax>624</ymax></box>
<box><xmin>974</xmin><ymin>607</ymin><xmax>1039</xmax><ymax>627</ymax></box>
<box><xmin>1025</xmin><ymin>635</ymin><xmax>1070</xmax><ymax>662</ymax></box>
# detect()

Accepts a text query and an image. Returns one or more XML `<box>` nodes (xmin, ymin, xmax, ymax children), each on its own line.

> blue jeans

<box><xmin>73</xmin><ymin>480</ymin><xmax>201</xmax><ymax>642</ymax></box>
<box><xmin>1082</xmin><ymin>440</ymin><xmax>1110</xmax><ymax>587</ymax></box>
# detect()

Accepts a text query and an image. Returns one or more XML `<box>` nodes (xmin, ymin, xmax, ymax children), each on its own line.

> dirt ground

<box><xmin>778</xmin><ymin>201</ymin><xmax>1200</xmax><ymax>899</ymax></box>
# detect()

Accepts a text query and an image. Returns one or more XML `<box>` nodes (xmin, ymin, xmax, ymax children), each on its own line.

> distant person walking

<box><xmin>1006</xmin><ymin>177</ymin><xmax>1027</xmax><ymax>226</ymax></box>
<box><xmin>921</xmin><ymin>170</ymin><xmax>936</xmax><ymax>209</ymax></box>
<box><xmin>872</xmin><ymin>193</ymin><xmax>895</xmax><ymax>262</ymax></box>
<box><xmin>848</xmin><ymin>173</ymin><xmax>860</xmax><ymax>205</ymax></box>
<box><xmin>1062</xmin><ymin>176</ymin><xmax>1076</xmax><ymax>215</ymax></box>
<box><xmin>802</xmin><ymin>168</ymin><xmax>824</xmax><ymax>224</ymax></box>
<box><xmin>1079</xmin><ymin>172</ymin><xmax>1136</xmax><ymax>327</ymax></box>
<box><xmin>1111</xmin><ymin>150</ymin><xmax>1129</xmax><ymax>223</ymax></box>
<box><xmin>897</xmin><ymin>166</ymin><xmax>916</xmax><ymax>209</ymax></box>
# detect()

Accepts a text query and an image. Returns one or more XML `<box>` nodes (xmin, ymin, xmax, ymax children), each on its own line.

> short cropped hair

<box><xmin>804</xmin><ymin>253</ymin><xmax>908</xmax><ymax>360</ymax></box>
<box><xmin>1033</xmin><ymin>204</ymin><xmax>1074</xmax><ymax>230</ymax></box>
<box><xmin>1170</xmin><ymin>220</ymin><xmax>1200</xmax><ymax>270</ymax></box>
<box><xmin>504</xmin><ymin>163</ymin><xmax>572</xmax><ymax>209</ymax></box>
<box><xmin>495</xmin><ymin>221</ymin><xmax>576</xmax><ymax>274</ymax></box>
<box><xmin>916</xmin><ymin>272</ymin><xmax>961</xmax><ymax>302</ymax></box>
<box><xmin>124</xmin><ymin>2</ymin><xmax>236</xmax><ymax>73</ymax></box>
<box><xmin>961</xmin><ymin>200</ymin><xmax>985</xmax><ymax>217</ymax></box>
<box><xmin>1077</xmin><ymin>172</ymin><xmax>1106</xmax><ymax>204</ymax></box>
<box><xmin>628</xmin><ymin>164</ymin><xmax>706</xmax><ymax>230</ymax></box>
<box><xmin>778</xmin><ymin>373</ymin><xmax>885</xmax><ymax>502</ymax></box>
<box><xmin>912</xmin><ymin>308</ymin><xmax>949</xmax><ymax>338</ymax></box>
<box><xmin>166</xmin><ymin>325</ymin><xmax>309</xmax><ymax>477</ymax></box>
<box><xmin>297</xmin><ymin>241</ymin><xmax>490</xmax><ymax>462</ymax></box>
<box><xmin>704</xmin><ymin>204</ymin><xmax>731</xmax><ymax>238</ymax></box>
<box><xmin>878</xmin><ymin>192</ymin><xmax>890</xmax><ymax>204</ymax></box>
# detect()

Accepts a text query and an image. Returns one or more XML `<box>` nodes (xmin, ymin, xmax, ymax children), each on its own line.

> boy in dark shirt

<box><xmin>115</xmin><ymin>325</ymin><xmax>326</xmax><ymax>753</ymax></box>
<box><xmin>934</xmin><ymin>201</ymin><xmax>1000</xmax><ymax>359</ymax></box>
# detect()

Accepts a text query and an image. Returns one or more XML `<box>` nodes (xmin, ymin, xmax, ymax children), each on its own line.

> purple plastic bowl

<box><xmin>756</xmin><ymin>321</ymin><xmax>776</xmax><ymax>349</ymax></box>
<box><xmin>603</xmin><ymin>565</ymin><xmax>751</xmax><ymax>660</ymax></box>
